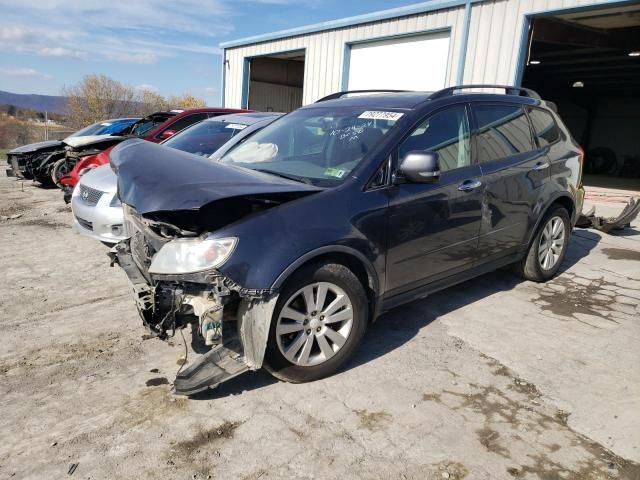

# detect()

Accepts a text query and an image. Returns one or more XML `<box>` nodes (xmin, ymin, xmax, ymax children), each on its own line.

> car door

<box><xmin>385</xmin><ymin>104</ymin><xmax>484</xmax><ymax>298</ymax></box>
<box><xmin>470</xmin><ymin>103</ymin><xmax>550</xmax><ymax>264</ymax></box>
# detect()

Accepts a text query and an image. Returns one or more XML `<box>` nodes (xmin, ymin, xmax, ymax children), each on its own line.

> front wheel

<box><xmin>517</xmin><ymin>205</ymin><xmax>571</xmax><ymax>282</ymax></box>
<box><xmin>51</xmin><ymin>158</ymin><xmax>73</xmax><ymax>187</ymax></box>
<box><xmin>264</xmin><ymin>263</ymin><xmax>368</xmax><ymax>383</ymax></box>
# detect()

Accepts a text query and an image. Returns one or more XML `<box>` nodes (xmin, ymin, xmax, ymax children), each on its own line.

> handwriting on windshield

<box><xmin>329</xmin><ymin>122</ymin><xmax>373</xmax><ymax>143</ymax></box>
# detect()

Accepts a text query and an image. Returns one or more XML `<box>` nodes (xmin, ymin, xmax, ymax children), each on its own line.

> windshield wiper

<box><xmin>254</xmin><ymin>169</ymin><xmax>312</xmax><ymax>185</ymax></box>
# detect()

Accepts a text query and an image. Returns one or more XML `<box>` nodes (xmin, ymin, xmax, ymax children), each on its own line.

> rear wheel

<box><xmin>264</xmin><ymin>263</ymin><xmax>368</xmax><ymax>383</ymax></box>
<box><xmin>517</xmin><ymin>205</ymin><xmax>570</xmax><ymax>282</ymax></box>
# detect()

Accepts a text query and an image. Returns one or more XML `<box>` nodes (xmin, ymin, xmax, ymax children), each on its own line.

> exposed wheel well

<box><xmin>278</xmin><ymin>252</ymin><xmax>378</xmax><ymax>320</ymax></box>
<box><xmin>551</xmin><ymin>195</ymin><xmax>575</xmax><ymax>222</ymax></box>
<box><xmin>524</xmin><ymin>195</ymin><xmax>576</xmax><ymax>250</ymax></box>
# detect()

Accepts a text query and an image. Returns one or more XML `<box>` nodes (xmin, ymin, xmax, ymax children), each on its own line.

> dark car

<box><xmin>6</xmin><ymin>118</ymin><xmax>139</xmax><ymax>182</ymax></box>
<box><xmin>7</xmin><ymin>108</ymin><xmax>250</xmax><ymax>185</ymax></box>
<box><xmin>110</xmin><ymin>85</ymin><xmax>584</xmax><ymax>395</ymax></box>
<box><xmin>124</xmin><ymin>107</ymin><xmax>251</xmax><ymax>143</ymax></box>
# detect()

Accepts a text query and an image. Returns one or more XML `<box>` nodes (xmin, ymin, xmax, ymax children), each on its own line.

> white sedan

<box><xmin>71</xmin><ymin>165</ymin><xmax>125</xmax><ymax>244</ymax></box>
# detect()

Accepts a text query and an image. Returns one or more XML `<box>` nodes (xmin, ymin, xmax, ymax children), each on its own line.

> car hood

<box><xmin>63</xmin><ymin>135</ymin><xmax>124</xmax><ymax>149</ymax></box>
<box><xmin>112</xmin><ymin>138</ymin><xmax>323</xmax><ymax>216</ymax></box>
<box><xmin>79</xmin><ymin>164</ymin><xmax>117</xmax><ymax>194</ymax></box>
<box><xmin>9</xmin><ymin>140</ymin><xmax>63</xmax><ymax>154</ymax></box>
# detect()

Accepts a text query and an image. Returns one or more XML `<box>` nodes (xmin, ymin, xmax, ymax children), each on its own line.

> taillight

<box><xmin>578</xmin><ymin>145</ymin><xmax>585</xmax><ymax>186</ymax></box>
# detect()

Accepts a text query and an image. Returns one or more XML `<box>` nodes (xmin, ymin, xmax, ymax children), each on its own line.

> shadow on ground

<box><xmin>192</xmin><ymin>230</ymin><xmax>601</xmax><ymax>399</ymax></box>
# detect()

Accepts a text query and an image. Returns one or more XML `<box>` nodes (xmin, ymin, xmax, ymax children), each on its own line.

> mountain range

<box><xmin>0</xmin><ymin>90</ymin><xmax>67</xmax><ymax>114</ymax></box>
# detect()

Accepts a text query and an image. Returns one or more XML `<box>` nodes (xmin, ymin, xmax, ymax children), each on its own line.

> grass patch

<box><xmin>0</xmin><ymin>149</ymin><xmax>8</xmax><ymax>162</ymax></box>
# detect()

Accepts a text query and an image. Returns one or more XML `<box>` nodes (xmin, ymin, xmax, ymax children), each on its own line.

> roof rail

<box><xmin>315</xmin><ymin>89</ymin><xmax>410</xmax><ymax>103</ymax></box>
<box><xmin>429</xmin><ymin>84</ymin><xmax>541</xmax><ymax>100</ymax></box>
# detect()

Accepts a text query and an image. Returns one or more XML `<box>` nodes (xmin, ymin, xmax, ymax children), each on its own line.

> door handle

<box><xmin>532</xmin><ymin>161</ymin><xmax>550</xmax><ymax>171</ymax></box>
<box><xmin>457</xmin><ymin>179</ymin><xmax>482</xmax><ymax>192</ymax></box>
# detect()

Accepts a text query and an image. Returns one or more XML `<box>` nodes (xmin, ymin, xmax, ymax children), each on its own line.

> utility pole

<box><xmin>44</xmin><ymin>111</ymin><xmax>49</xmax><ymax>141</ymax></box>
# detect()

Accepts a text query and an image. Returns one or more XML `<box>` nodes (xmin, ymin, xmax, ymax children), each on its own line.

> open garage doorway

<box><xmin>520</xmin><ymin>4</ymin><xmax>640</xmax><ymax>192</ymax></box>
<box><xmin>246</xmin><ymin>50</ymin><xmax>305</xmax><ymax>113</ymax></box>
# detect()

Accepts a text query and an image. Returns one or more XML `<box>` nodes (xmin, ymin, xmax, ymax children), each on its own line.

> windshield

<box><xmin>217</xmin><ymin>107</ymin><xmax>403</xmax><ymax>186</ymax></box>
<box><xmin>69</xmin><ymin>120</ymin><xmax>134</xmax><ymax>137</ymax></box>
<box><xmin>163</xmin><ymin>120</ymin><xmax>248</xmax><ymax>156</ymax></box>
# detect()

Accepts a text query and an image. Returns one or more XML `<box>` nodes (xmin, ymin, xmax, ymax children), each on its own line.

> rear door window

<box><xmin>473</xmin><ymin>104</ymin><xmax>535</xmax><ymax>163</ymax></box>
<box><xmin>526</xmin><ymin>107</ymin><xmax>560</xmax><ymax>147</ymax></box>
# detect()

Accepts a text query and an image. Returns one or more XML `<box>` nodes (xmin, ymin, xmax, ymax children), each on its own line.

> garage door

<box><xmin>347</xmin><ymin>31</ymin><xmax>450</xmax><ymax>92</ymax></box>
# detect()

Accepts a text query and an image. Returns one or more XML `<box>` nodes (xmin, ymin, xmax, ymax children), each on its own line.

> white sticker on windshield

<box><xmin>225</xmin><ymin>123</ymin><xmax>247</xmax><ymax>130</ymax></box>
<box><xmin>358</xmin><ymin>111</ymin><xmax>404</xmax><ymax>121</ymax></box>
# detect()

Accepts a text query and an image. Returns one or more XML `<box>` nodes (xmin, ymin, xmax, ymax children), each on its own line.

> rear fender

<box><xmin>525</xmin><ymin>193</ymin><xmax>575</xmax><ymax>247</ymax></box>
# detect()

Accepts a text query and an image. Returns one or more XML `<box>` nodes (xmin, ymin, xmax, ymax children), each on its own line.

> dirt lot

<box><xmin>1</xmin><ymin>174</ymin><xmax>639</xmax><ymax>480</ymax></box>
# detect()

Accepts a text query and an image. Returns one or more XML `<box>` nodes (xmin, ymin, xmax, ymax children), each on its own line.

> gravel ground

<box><xmin>1</xmin><ymin>174</ymin><xmax>639</xmax><ymax>480</ymax></box>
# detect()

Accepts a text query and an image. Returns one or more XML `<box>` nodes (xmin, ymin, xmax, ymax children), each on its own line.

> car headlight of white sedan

<box><xmin>148</xmin><ymin>237</ymin><xmax>237</xmax><ymax>274</ymax></box>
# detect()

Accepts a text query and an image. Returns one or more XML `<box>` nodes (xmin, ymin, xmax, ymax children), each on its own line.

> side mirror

<box><xmin>395</xmin><ymin>151</ymin><xmax>440</xmax><ymax>184</ymax></box>
<box><xmin>159</xmin><ymin>129</ymin><xmax>176</xmax><ymax>139</ymax></box>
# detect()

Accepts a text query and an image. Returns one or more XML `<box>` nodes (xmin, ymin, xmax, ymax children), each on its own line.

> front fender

<box><xmin>215</xmin><ymin>186</ymin><xmax>389</xmax><ymax>296</ymax></box>
<box><xmin>271</xmin><ymin>244</ymin><xmax>380</xmax><ymax>293</ymax></box>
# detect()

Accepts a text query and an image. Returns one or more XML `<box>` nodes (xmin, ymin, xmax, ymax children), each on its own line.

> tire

<box><xmin>517</xmin><ymin>205</ymin><xmax>571</xmax><ymax>282</ymax></box>
<box><xmin>264</xmin><ymin>262</ymin><xmax>368</xmax><ymax>383</ymax></box>
<box><xmin>51</xmin><ymin>158</ymin><xmax>73</xmax><ymax>187</ymax></box>
<box><xmin>33</xmin><ymin>173</ymin><xmax>54</xmax><ymax>186</ymax></box>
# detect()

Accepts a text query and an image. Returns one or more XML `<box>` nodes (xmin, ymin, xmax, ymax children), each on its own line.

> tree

<box><xmin>136</xmin><ymin>90</ymin><xmax>206</xmax><ymax>113</ymax></box>
<box><xmin>62</xmin><ymin>74</ymin><xmax>139</xmax><ymax>128</ymax></box>
<box><xmin>167</xmin><ymin>94</ymin><xmax>206</xmax><ymax>109</ymax></box>
<box><xmin>62</xmin><ymin>74</ymin><xmax>207</xmax><ymax>127</ymax></box>
<box><xmin>137</xmin><ymin>89</ymin><xmax>168</xmax><ymax>113</ymax></box>
<box><xmin>7</xmin><ymin>104</ymin><xmax>16</xmax><ymax>117</ymax></box>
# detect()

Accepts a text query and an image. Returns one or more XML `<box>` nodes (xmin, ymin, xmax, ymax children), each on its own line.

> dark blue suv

<box><xmin>110</xmin><ymin>85</ymin><xmax>584</xmax><ymax>395</ymax></box>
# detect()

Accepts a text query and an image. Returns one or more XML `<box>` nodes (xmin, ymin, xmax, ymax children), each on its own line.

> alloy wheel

<box><xmin>538</xmin><ymin>216</ymin><xmax>565</xmax><ymax>270</ymax></box>
<box><xmin>276</xmin><ymin>282</ymin><xmax>354</xmax><ymax>367</ymax></box>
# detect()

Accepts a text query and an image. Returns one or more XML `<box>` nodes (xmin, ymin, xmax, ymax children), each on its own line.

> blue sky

<box><xmin>0</xmin><ymin>0</ymin><xmax>423</xmax><ymax>105</ymax></box>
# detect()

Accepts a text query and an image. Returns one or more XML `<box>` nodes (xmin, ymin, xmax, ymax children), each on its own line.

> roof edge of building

<box><xmin>220</xmin><ymin>0</ymin><xmax>481</xmax><ymax>49</ymax></box>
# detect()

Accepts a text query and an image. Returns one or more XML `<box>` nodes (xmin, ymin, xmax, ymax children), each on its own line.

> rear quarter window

<box><xmin>526</xmin><ymin>107</ymin><xmax>561</xmax><ymax>147</ymax></box>
<box><xmin>473</xmin><ymin>104</ymin><xmax>536</xmax><ymax>163</ymax></box>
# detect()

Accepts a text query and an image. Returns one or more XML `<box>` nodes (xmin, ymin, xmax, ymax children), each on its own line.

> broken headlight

<box><xmin>148</xmin><ymin>237</ymin><xmax>237</xmax><ymax>274</ymax></box>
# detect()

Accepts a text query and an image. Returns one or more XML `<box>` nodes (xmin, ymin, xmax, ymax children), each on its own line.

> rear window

<box><xmin>158</xmin><ymin>113</ymin><xmax>209</xmax><ymax>138</ymax></box>
<box><xmin>473</xmin><ymin>104</ymin><xmax>535</xmax><ymax>163</ymax></box>
<box><xmin>526</xmin><ymin>107</ymin><xmax>560</xmax><ymax>146</ymax></box>
<box><xmin>162</xmin><ymin>120</ymin><xmax>247</xmax><ymax>156</ymax></box>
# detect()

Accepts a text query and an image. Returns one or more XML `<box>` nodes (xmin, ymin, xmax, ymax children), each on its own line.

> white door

<box><xmin>347</xmin><ymin>31</ymin><xmax>450</xmax><ymax>91</ymax></box>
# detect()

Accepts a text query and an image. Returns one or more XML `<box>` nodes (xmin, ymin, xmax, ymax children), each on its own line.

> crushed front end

<box><xmin>109</xmin><ymin>205</ymin><xmax>277</xmax><ymax>395</ymax></box>
<box><xmin>6</xmin><ymin>152</ymin><xmax>24</xmax><ymax>178</ymax></box>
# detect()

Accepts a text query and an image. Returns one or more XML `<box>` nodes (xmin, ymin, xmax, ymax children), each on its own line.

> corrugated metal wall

<box><xmin>224</xmin><ymin>5</ymin><xmax>467</xmax><ymax>107</ymax></box>
<box><xmin>224</xmin><ymin>0</ymin><xmax>628</xmax><ymax>109</ymax></box>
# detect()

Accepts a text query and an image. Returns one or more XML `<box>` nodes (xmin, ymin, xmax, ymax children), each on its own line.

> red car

<box><xmin>60</xmin><ymin>107</ymin><xmax>249</xmax><ymax>202</ymax></box>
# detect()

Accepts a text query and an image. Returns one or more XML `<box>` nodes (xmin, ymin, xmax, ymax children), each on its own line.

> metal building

<box><xmin>220</xmin><ymin>0</ymin><xmax>640</xmax><ymax>187</ymax></box>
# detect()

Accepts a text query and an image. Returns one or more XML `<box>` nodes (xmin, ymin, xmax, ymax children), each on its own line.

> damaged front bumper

<box><xmin>109</xmin><ymin>242</ymin><xmax>277</xmax><ymax>396</ymax></box>
<box><xmin>6</xmin><ymin>155</ymin><xmax>24</xmax><ymax>178</ymax></box>
<box><xmin>576</xmin><ymin>197</ymin><xmax>640</xmax><ymax>233</ymax></box>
